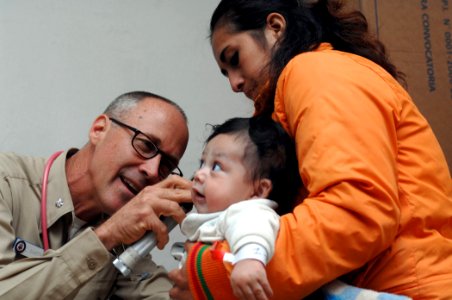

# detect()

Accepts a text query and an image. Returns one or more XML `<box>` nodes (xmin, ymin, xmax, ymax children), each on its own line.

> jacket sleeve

<box><xmin>267</xmin><ymin>52</ymin><xmax>402</xmax><ymax>298</ymax></box>
<box><xmin>185</xmin><ymin>51</ymin><xmax>403</xmax><ymax>299</ymax></box>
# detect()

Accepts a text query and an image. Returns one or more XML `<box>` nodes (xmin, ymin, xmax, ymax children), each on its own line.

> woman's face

<box><xmin>211</xmin><ymin>24</ymin><xmax>278</xmax><ymax>101</ymax></box>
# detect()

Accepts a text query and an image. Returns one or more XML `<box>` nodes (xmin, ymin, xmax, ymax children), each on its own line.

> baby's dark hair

<box><xmin>206</xmin><ymin>116</ymin><xmax>302</xmax><ymax>214</ymax></box>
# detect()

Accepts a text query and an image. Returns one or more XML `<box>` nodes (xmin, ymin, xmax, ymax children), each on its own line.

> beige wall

<box><xmin>0</xmin><ymin>0</ymin><xmax>252</xmax><ymax>271</ymax></box>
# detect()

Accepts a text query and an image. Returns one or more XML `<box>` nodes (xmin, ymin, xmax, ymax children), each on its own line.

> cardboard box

<box><xmin>345</xmin><ymin>0</ymin><xmax>452</xmax><ymax>170</ymax></box>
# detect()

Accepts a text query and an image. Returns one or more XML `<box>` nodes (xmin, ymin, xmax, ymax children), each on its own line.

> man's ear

<box><xmin>89</xmin><ymin>115</ymin><xmax>109</xmax><ymax>145</ymax></box>
<box><xmin>265</xmin><ymin>12</ymin><xmax>286</xmax><ymax>40</ymax></box>
<box><xmin>255</xmin><ymin>178</ymin><xmax>273</xmax><ymax>198</ymax></box>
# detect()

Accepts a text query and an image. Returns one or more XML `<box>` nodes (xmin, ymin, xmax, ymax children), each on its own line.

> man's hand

<box><xmin>231</xmin><ymin>260</ymin><xmax>273</xmax><ymax>300</ymax></box>
<box><xmin>95</xmin><ymin>175</ymin><xmax>192</xmax><ymax>250</ymax></box>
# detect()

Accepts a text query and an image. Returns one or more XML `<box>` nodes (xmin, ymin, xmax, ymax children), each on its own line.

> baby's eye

<box><xmin>212</xmin><ymin>163</ymin><xmax>222</xmax><ymax>172</ymax></box>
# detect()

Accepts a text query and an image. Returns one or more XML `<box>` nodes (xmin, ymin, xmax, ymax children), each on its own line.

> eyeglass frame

<box><xmin>109</xmin><ymin>117</ymin><xmax>183</xmax><ymax>178</ymax></box>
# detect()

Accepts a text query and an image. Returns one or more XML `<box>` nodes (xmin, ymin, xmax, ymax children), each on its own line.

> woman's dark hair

<box><xmin>206</xmin><ymin>116</ymin><xmax>302</xmax><ymax>214</ymax></box>
<box><xmin>210</xmin><ymin>0</ymin><xmax>405</xmax><ymax>116</ymax></box>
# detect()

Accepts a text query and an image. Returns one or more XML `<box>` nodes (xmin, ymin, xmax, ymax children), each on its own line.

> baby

<box><xmin>181</xmin><ymin>116</ymin><xmax>300</xmax><ymax>299</ymax></box>
<box><xmin>178</xmin><ymin>116</ymin><xmax>411</xmax><ymax>300</ymax></box>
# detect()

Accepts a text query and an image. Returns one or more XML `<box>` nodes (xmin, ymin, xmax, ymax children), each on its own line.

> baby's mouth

<box><xmin>194</xmin><ymin>190</ymin><xmax>204</xmax><ymax>198</ymax></box>
<box><xmin>192</xmin><ymin>186</ymin><xmax>205</xmax><ymax>201</ymax></box>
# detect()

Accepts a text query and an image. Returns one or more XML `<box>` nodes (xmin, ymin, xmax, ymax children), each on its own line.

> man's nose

<box><xmin>138</xmin><ymin>154</ymin><xmax>161</xmax><ymax>181</ymax></box>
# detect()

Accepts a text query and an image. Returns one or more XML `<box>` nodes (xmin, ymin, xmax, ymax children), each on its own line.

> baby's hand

<box><xmin>230</xmin><ymin>259</ymin><xmax>273</xmax><ymax>300</ymax></box>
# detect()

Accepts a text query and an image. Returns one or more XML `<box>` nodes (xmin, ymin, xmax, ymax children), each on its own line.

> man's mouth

<box><xmin>120</xmin><ymin>175</ymin><xmax>140</xmax><ymax>195</ymax></box>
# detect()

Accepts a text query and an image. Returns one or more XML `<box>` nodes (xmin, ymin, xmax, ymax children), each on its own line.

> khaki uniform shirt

<box><xmin>0</xmin><ymin>150</ymin><xmax>172</xmax><ymax>299</ymax></box>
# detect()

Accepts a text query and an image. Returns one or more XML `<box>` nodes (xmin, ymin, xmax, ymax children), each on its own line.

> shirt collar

<box><xmin>45</xmin><ymin>149</ymin><xmax>76</xmax><ymax>227</ymax></box>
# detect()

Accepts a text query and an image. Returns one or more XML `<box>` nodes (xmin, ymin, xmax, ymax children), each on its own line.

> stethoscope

<box><xmin>40</xmin><ymin>150</ymin><xmax>64</xmax><ymax>251</ymax></box>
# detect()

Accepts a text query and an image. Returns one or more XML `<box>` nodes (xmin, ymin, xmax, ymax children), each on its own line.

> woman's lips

<box><xmin>244</xmin><ymin>87</ymin><xmax>254</xmax><ymax>100</ymax></box>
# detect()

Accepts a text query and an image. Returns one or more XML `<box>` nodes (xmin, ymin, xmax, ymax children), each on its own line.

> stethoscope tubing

<box><xmin>40</xmin><ymin>151</ymin><xmax>63</xmax><ymax>251</ymax></box>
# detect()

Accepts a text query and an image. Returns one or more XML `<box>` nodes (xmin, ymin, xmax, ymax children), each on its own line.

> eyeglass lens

<box><xmin>132</xmin><ymin>133</ymin><xmax>182</xmax><ymax>177</ymax></box>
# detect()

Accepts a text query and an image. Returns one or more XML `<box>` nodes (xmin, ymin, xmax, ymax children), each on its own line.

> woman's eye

<box><xmin>230</xmin><ymin>52</ymin><xmax>239</xmax><ymax>66</ymax></box>
<box><xmin>212</xmin><ymin>163</ymin><xmax>222</xmax><ymax>172</ymax></box>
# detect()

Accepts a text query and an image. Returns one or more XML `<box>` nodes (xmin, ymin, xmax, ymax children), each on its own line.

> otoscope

<box><xmin>113</xmin><ymin>203</ymin><xmax>192</xmax><ymax>277</ymax></box>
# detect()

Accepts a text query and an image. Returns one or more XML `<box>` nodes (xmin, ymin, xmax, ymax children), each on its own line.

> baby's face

<box><xmin>192</xmin><ymin>134</ymin><xmax>255</xmax><ymax>213</ymax></box>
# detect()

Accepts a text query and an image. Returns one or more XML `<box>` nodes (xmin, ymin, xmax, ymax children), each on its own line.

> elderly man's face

<box><xmin>89</xmin><ymin>98</ymin><xmax>188</xmax><ymax>215</ymax></box>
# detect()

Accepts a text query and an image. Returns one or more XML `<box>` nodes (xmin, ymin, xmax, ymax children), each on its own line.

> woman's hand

<box><xmin>169</xmin><ymin>242</ymin><xmax>195</xmax><ymax>300</ymax></box>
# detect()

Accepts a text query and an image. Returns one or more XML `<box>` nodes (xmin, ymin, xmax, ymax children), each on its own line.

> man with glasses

<box><xmin>0</xmin><ymin>91</ymin><xmax>191</xmax><ymax>299</ymax></box>
<box><xmin>109</xmin><ymin>117</ymin><xmax>183</xmax><ymax>179</ymax></box>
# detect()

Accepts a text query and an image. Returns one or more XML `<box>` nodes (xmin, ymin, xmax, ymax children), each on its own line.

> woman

<box><xmin>170</xmin><ymin>0</ymin><xmax>452</xmax><ymax>299</ymax></box>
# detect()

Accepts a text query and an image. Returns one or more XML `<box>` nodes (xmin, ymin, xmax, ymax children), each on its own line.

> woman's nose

<box><xmin>228</xmin><ymin>72</ymin><xmax>244</xmax><ymax>93</ymax></box>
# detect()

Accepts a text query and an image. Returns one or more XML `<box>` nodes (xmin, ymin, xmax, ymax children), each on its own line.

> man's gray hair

<box><xmin>104</xmin><ymin>91</ymin><xmax>187</xmax><ymax>121</ymax></box>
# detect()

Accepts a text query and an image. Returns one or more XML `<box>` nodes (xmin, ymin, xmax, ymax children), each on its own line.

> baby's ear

<box><xmin>255</xmin><ymin>178</ymin><xmax>272</xmax><ymax>198</ymax></box>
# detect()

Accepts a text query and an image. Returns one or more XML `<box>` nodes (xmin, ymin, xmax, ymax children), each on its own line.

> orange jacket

<box><xmin>187</xmin><ymin>44</ymin><xmax>452</xmax><ymax>299</ymax></box>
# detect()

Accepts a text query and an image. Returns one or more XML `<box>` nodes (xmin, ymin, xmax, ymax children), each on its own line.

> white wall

<box><xmin>0</xmin><ymin>1</ymin><xmax>253</xmax><ymax>271</ymax></box>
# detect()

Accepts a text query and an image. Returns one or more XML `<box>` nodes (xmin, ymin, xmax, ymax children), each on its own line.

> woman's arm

<box><xmin>178</xmin><ymin>50</ymin><xmax>403</xmax><ymax>299</ymax></box>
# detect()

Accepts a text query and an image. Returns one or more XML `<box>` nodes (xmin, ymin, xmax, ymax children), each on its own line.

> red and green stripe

<box><xmin>188</xmin><ymin>242</ymin><xmax>214</xmax><ymax>300</ymax></box>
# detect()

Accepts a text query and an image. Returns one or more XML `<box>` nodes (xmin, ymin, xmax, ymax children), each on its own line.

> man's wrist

<box><xmin>94</xmin><ymin>224</ymin><xmax>115</xmax><ymax>250</ymax></box>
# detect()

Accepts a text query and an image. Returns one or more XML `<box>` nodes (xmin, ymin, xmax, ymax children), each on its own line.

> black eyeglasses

<box><xmin>109</xmin><ymin>117</ymin><xmax>183</xmax><ymax>178</ymax></box>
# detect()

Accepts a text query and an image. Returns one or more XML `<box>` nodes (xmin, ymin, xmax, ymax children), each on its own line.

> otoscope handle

<box><xmin>113</xmin><ymin>217</ymin><xmax>178</xmax><ymax>276</ymax></box>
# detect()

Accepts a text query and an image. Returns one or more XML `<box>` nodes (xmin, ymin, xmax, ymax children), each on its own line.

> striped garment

<box><xmin>185</xmin><ymin>242</ymin><xmax>412</xmax><ymax>300</ymax></box>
